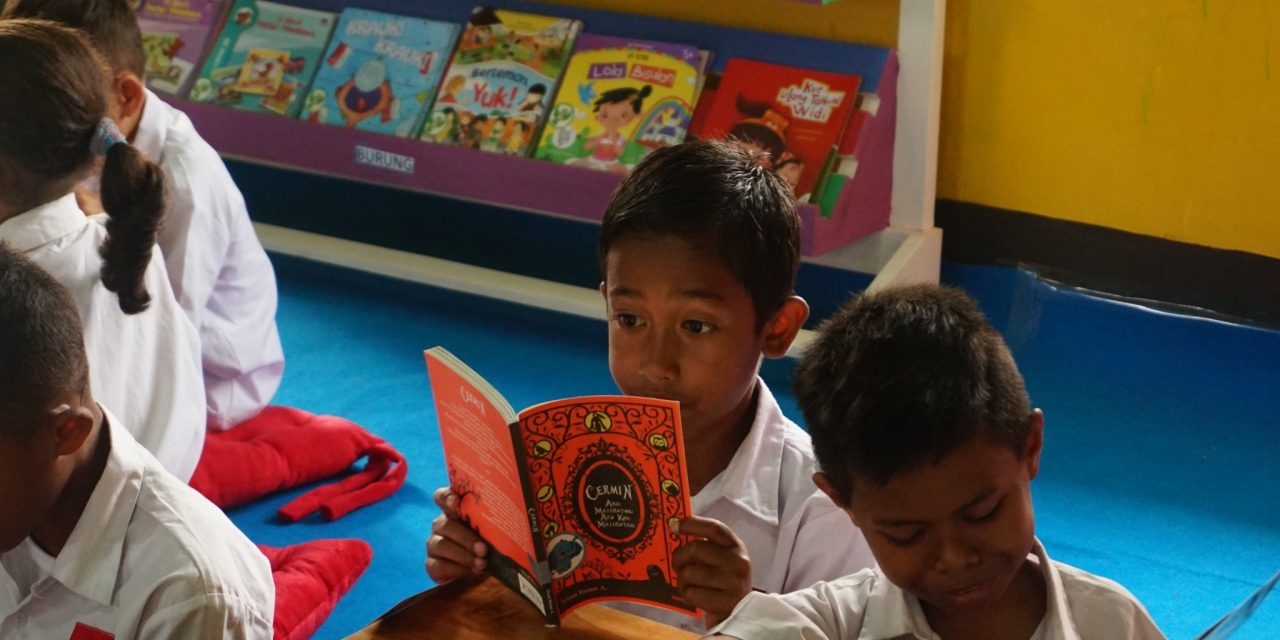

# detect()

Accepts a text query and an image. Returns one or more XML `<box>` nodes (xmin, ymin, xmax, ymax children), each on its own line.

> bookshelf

<box><xmin>191</xmin><ymin>0</ymin><xmax>945</xmax><ymax>348</ymax></box>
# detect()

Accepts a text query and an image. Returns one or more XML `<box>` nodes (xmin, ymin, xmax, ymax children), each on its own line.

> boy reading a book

<box><xmin>427</xmin><ymin>140</ymin><xmax>875</xmax><ymax>630</ymax></box>
<box><xmin>706</xmin><ymin>284</ymin><xmax>1165</xmax><ymax>639</ymax></box>
<box><xmin>0</xmin><ymin>244</ymin><xmax>274</xmax><ymax>638</ymax></box>
<box><xmin>4</xmin><ymin>0</ymin><xmax>286</xmax><ymax>432</ymax></box>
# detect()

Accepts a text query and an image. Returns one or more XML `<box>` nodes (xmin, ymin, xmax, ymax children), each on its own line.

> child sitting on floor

<box><xmin>0</xmin><ymin>241</ymin><xmax>274</xmax><ymax>638</ymax></box>
<box><xmin>706</xmin><ymin>284</ymin><xmax>1165</xmax><ymax>639</ymax></box>
<box><xmin>0</xmin><ymin>17</ymin><xmax>205</xmax><ymax>480</ymax></box>
<box><xmin>426</xmin><ymin>140</ymin><xmax>875</xmax><ymax>631</ymax></box>
<box><xmin>4</xmin><ymin>0</ymin><xmax>285</xmax><ymax>431</ymax></box>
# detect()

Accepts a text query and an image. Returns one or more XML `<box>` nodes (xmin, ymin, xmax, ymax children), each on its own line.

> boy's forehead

<box><xmin>604</xmin><ymin>235</ymin><xmax>749</xmax><ymax>300</ymax></box>
<box><xmin>851</xmin><ymin>439</ymin><xmax>1026</xmax><ymax>516</ymax></box>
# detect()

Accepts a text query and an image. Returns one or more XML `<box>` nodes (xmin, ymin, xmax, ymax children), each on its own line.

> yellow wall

<box><xmin>550</xmin><ymin>0</ymin><xmax>1280</xmax><ymax>259</ymax></box>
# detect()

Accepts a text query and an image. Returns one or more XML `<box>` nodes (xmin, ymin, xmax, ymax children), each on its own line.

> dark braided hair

<box><xmin>0</xmin><ymin>19</ymin><xmax>166</xmax><ymax>314</ymax></box>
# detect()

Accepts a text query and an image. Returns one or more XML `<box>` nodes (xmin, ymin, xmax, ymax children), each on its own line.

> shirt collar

<box><xmin>0</xmin><ymin>194</ymin><xmax>88</xmax><ymax>253</ymax></box>
<box><xmin>130</xmin><ymin>89</ymin><xmax>169</xmax><ymax>161</ymax></box>
<box><xmin>695</xmin><ymin>378</ymin><xmax>785</xmax><ymax>525</ymax></box>
<box><xmin>48</xmin><ymin>408</ymin><xmax>146</xmax><ymax>607</ymax></box>
<box><xmin>859</xmin><ymin>538</ymin><xmax>1077</xmax><ymax>640</ymax></box>
<box><xmin>859</xmin><ymin>571</ymin><xmax>937</xmax><ymax>640</ymax></box>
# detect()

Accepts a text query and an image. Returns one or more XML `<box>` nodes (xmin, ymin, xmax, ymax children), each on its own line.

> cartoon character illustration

<box><xmin>303</xmin><ymin>88</ymin><xmax>327</xmax><ymax>122</ymax></box>
<box><xmin>547</xmin><ymin>534</ymin><xmax>585</xmax><ymax>578</ymax></box>
<box><xmin>549</xmin><ymin>102</ymin><xmax>574</xmax><ymax>128</ymax></box>
<box><xmin>466</xmin><ymin>113</ymin><xmax>489</xmax><ymax>149</ymax></box>
<box><xmin>728</xmin><ymin>95</ymin><xmax>789</xmax><ymax>167</ymax></box>
<box><xmin>457</xmin><ymin>8</ymin><xmax>500</xmax><ymax>62</ymax></box>
<box><xmin>505</xmin><ymin>118</ymin><xmax>532</xmax><ymax>154</ymax></box>
<box><xmin>236</xmin><ymin>48</ymin><xmax>288</xmax><ymax>95</ymax></box>
<box><xmin>424</xmin><ymin>107</ymin><xmax>458</xmax><ymax>144</ymax></box>
<box><xmin>519</xmin><ymin>83</ymin><xmax>547</xmax><ymax>113</ymax></box>
<box><xmin>436</xmin><ymin>74</ymin><xmax>466</xmax><ymax>106</ymax></box>
<box><xmin>529</xmin><ymin>25</ymin><xmax>568</xmax><ymax>74</ymax></box>
<box><xmin>480</xmin><ymin>115</ymin><xmax>506</xmax><ymax>152</ymax></box>
<box><xmin>574</xmin><ymin>85</ymin><xmax>652</xmax><ymax>174</ymax></box>
<box><xmin>773</xmin><ymin>151</ymin><xmax>804</xmax><ymax>193</ymax></box>
<box><xmin>335</xmin><ymin>58</ymin><xmax>395</xmax><ymax>127</ymax></box>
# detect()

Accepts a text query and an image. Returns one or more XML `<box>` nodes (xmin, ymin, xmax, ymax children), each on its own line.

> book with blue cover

<box><xmin>301</xmin><ymin>8</ymin><xmax>459</xmax><ymax>138</ymax></box>
<box><xmin>189</xmin><ymin>0</ymin><xmax>335</xmax><ymax>117</ymax></box>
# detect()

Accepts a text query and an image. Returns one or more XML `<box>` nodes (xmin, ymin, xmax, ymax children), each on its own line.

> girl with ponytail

<box><xmin>0</xmin><ymin>19</ymin><xmax>206</xmax><ymax>482</ymax></box>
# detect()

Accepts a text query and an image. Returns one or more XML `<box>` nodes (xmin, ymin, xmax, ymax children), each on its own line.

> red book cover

<box><xmin>424</xmin><ymin>347</ymin><xmax>695</xmax><ymax>624</ymax></box>
<box><xmin>694</xmin><ymin>58</ymin><xmax>860</xmax><ymax>201</ymax></box>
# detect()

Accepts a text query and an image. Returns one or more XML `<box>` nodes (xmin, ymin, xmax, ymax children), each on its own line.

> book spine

<box><xmin>507</xmin><ymin>421</ymin><xmax>559</xmax><ymax>624</ymax></box>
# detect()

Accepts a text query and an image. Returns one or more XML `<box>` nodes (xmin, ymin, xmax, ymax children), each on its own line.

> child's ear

<box><xmin>1025</xmin><ymin>409</ymin><xmax>1045</xmax><ymax>480</ymax></box>
<box><xmin>51</xmin><ymin>404</ymin><xmax>96</xmax><ymax>457</ymax></box>
<box><xmin>111</xmin><ymin>71</ymin><xmax>148</xmax><ymax>140</ymax></box>
<box><xmin>761</xmin><ymin>296</ymin><xmax>809</xmax><ymax>358</ymax></box>
<box><xmin>813</xmin><ymin>472</ymin><xmax>861</xmax><ymax>527</ymax></box>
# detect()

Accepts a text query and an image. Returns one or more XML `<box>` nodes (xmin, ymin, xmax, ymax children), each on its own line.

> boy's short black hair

<box><xmin>3</xmin><ymin>0</ymin><xmax>146</xmax><ymax>77</ymax></box>
<box><xmin>794</xmin><ymin>284</ymin><xmax>1033</xmax><ymax>502</ymax></box>
<box><xmin>0</xmin><ymin>243</ymin><xmax>89</xmax><ymax>439</ymax></box>
<box><xmin>598</xmin><ymin>139</ymin><xmax>800</xmax><ymax>328</ymax></box>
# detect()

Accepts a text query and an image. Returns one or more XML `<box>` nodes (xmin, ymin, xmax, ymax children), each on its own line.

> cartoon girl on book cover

<box><xmin>573</xmin><ymin>84</ymin><xmax>652</xmax><ymax>174</ymax></box>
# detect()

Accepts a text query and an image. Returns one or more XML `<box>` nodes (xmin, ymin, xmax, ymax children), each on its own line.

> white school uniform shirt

<box><xmin>133</xmin><ymin>90</ymin><xmax>284</xmax><ymax>431</ymax></box>
<box><xmin>612</xmin><ymin>379</ymin><xmax>877</xmax><ymax>632</ymax></box>
<box><xmin>0</xmin><ymin>409</ymin><xmax>274</xmax><ymax>639</ymax></box>
<box><xmin>707</xmin><ymin>538</ymin><xmax>1166</xmax><ymax>640</ymax></box>
<box><xmin>0</xmin><ymin>194</ymin><xmax>206</xmax><ymax>481</ymax></box>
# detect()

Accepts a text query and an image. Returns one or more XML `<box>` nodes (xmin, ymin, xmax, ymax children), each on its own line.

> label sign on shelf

<box><xmin>354</xmin><ymin>145</ymin><xmax>416</xmax><ymax>175</ymax></box>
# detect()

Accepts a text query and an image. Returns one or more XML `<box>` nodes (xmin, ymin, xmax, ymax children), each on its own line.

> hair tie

<box><xmin>90</xmin><ymin>118</ymin><xmax>127</xmax><ymax>157</ymax></box>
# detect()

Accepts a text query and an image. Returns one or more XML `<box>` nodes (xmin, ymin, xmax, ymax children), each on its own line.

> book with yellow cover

<box><xmin>534</xmin><ymin>33</ymin><xmax>701</xmax><ymax>174</ymax></box>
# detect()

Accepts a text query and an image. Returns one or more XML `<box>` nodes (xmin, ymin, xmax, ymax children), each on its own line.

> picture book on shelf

<box><xmin>424</xmin><ymin>347</ymin><xmax>696</xmax><ymax>624</ymax></box>
<box><xmin>189</xmin><ymin>0</ymin><xmax>335</xmax><ymax>117</ymax></box>
<box><xmin>302</xmin><ymin>8</ymin><xmax>459</xmax><ymax>138</ymax></box>
<box><xmin>418</xmin><ymin>7</ymin><xmax>581</xmax><ymax>156</ymax></box>
<box><xmin>693</xmin><ymin>58</ymin><xmax>860</xmax><ymax>202</ymax></box>
<box><xmin>533</xmin><ymin>33</ymin><xmax>702</xmax><ymax>174</ymax></box>
<box><xmin>136</xmin><ymin>0</ymin><xmax>228</xmax><ymax>96</ymax></box>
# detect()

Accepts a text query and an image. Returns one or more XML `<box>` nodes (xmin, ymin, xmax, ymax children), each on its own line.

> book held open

<box><xmin>424</xmin><ymin>346</ymin><xmax>696</xmax><ymax>625</ymax></box>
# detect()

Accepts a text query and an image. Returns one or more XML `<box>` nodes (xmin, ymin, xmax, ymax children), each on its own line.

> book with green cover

<box><xmin>190</xmin><ymin>0</ymin><xmax>335</xmax><ymax>118</ymax></box>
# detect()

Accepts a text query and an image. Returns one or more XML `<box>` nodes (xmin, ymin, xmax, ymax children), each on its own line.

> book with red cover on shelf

<box><xmin>424</xmin><ymin>346</ymin><xmax>696</xmax><ymax>625</ymax></box>
<box><xmin>533</xmin><ymin>33</ymin><xmax>702</xmax><ymax>174</ymax></box>
<box><xmin>692</xmin><ymin>58</ymin><xmax>860</xmax><ymax>203</ymax></box>
<box><xmin>418</xmin><ymin>7</ymin><xmax>581</xmax><ymax>156</ymax></box>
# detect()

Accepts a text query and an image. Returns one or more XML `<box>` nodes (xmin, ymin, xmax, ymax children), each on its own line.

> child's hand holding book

<box><xmin>425</xmin><ymin>487</ymin><xmax>489</xmax><ymax>582</ymax></box>
<box><xmin>673</xmin><ymin>516</ymin><xmax>752</xmax><ymax>628</ymax></box>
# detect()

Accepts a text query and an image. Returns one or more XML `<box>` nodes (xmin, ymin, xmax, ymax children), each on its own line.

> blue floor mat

<box><xmin>230</xmin><ymin>256</ymin><xmax>1280</xmax><ymax>639</ymax></box>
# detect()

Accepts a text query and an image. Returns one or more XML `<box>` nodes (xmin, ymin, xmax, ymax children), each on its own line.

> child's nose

<box><xmin>638</xmin><ymin>331</ymin><xmax>679</xmax><ymax>383</ymax></box>
<box><xmin>931</xmin><ymin>535</ymin><xmax>980</xmax><ymax>574</ymax></box>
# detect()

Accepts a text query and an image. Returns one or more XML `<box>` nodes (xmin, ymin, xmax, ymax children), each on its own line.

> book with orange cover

<box><xmin>424</xmin><ymin>347</ymin><xmax>695</xmax><ymax>624</ymax></box>
<box><xmin>693</xmin><ymin>58</ymin><xmax>860</xmax><ymax>202</ymax></box>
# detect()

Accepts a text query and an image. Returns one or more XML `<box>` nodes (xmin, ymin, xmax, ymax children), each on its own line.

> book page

<box><xmin>424</xmin><ymin>348</ymin><xmax>549</xmax><ymax>616</ymax></box>
<box><xmin>516</xmin><ymin>396</ymin><xmax>695</xmax><ymax>619</ymax></box>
